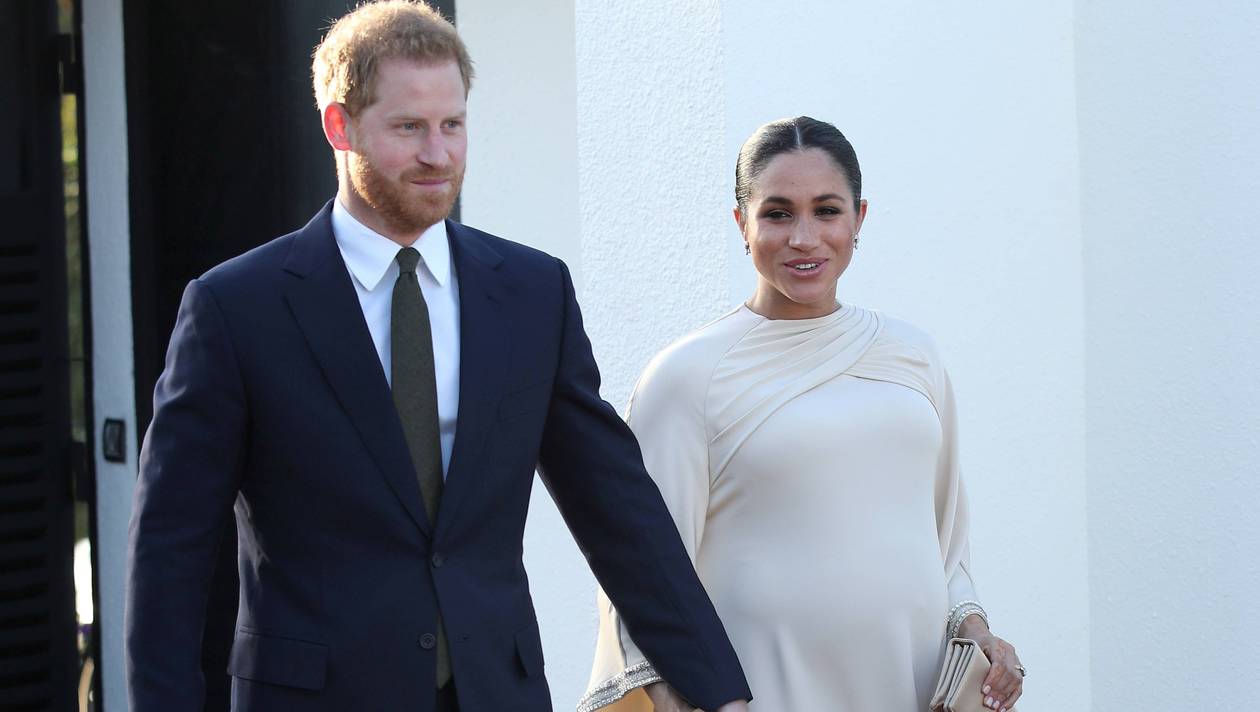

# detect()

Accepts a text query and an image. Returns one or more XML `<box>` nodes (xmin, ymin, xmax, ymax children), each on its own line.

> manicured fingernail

<box><xmin>985</xmin><ymin>697</ymin><xmax>993</xmax><ymax>707</ymax></box>
<box><xmin>983</xmin><ymin>685</ymin><xmax>991</xmax><ymax>694</ymax></box>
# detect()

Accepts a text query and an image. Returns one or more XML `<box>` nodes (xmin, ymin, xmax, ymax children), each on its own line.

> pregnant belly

<box><xmin>700</xmin><ymin>529</ymin><xmax>949</xmax><ymax>650</ymax></box>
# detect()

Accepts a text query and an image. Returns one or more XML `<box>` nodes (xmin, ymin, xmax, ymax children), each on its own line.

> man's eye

<box><xmin>401</xmin><ymin>122</ymin><xmax>417</xmax><ymax>131</ymax></box>
<box><xmin>444</xmin><ymin>120</ymin><xmax>463</xmax><ymax>130</ymax></box>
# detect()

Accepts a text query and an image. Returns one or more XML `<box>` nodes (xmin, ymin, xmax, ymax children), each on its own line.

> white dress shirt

<box><xmin>331</xmin><ymin>199</ymin><xmax>460</xmax><ymax>477</ymax></box>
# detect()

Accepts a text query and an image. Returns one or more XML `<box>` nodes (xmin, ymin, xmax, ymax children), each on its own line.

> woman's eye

<box><xmin>765</xmin><ymin>210</ymin><xmax>791</xmax><ymax>220</ymax></box>
<box><xmin>816</xmin><ymin>206</ymin><xmax>841</xmax><ymax>217</ymax></box>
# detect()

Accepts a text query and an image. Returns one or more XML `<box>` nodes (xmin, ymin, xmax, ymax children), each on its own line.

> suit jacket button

<box><xmin>419</xmin><ymin>633</ymin><xmax>437</xmax><ymax>649</ymax></box>
<box><xmin>431</xmin><ymin>553</ymin><xmax>445</xmax><ymax>568</ymax></box>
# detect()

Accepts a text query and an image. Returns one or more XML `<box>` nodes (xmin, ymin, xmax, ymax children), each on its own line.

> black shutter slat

<box><xmin>0</xmin><ymin>569</ymin><xmax>51</xmax><ymax>598</ymax></box>
<box><xmin>0</xmin><ymin>313</ymin><xmax>43</xmax><ymax>334</ymax></box>
<box><xmin>0</xmin><ymin>343</ymin><xmax>44</xmax><ymax>368</ymax></box>
<box><xmin>0</xmin><ymin>544</ymin><xmax>48</xmax><ymax>572</ymax></box>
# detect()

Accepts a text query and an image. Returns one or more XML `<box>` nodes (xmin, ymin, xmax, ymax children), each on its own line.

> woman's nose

<box><xmin>787</xmin><ymin>223</ymin><xmax>819</xmax><ymax>249</ymax></box>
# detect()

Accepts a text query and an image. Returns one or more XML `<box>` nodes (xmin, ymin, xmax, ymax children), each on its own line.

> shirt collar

<box><xmin>331</xmin><ymin>198</ymin><xmax>452</xmax><ymax>291</ymax></box>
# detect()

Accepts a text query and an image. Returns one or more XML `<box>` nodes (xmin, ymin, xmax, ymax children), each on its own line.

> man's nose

<box><xmin>416</xmin><ymin>133</ymin><xmax>451</xmax><ymax>168</ymax></box>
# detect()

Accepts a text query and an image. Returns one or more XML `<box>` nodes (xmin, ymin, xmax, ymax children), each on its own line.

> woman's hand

<box><xmin>958</xmin><ymin>617</ymin><xmax>1024</xmax><ymax>711</ymax></box>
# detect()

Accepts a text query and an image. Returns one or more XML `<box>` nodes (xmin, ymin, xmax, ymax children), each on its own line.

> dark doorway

<box><xmin>121</xmin><ymin>2</ymin><xmax>456</xmax><ymax>708</ymax></box>
<box><xmin>0</xmin><ymin>0</ymin><xmax>86</xmax><ymax>710</ymax></box>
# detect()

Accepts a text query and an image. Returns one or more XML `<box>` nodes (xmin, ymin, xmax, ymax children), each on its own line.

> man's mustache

<box><xmin>401</xmin><ymin>169</ymin><xmax>458</xmax><ymax>183</ymax></box>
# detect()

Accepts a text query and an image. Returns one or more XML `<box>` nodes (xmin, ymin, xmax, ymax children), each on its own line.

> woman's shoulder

<box><xmin>636</xmin><ymin>305</ymin><xmax>759</xmax><ymax>397</ymax></box>
<box><xmin>867</xmin><ymin>309</ymin><xmax>946</xmax><ymax>368</ymax></box>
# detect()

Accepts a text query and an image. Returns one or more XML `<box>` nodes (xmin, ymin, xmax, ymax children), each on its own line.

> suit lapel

<box><xmin>282</xmin><ymin>203</ymin><xmax>432</xmax><ymax>536</ymax></box>
<box><xmin>435</xmin><ymin>221</ymin><xmax>510</xmax><ymax>539</ymax></box>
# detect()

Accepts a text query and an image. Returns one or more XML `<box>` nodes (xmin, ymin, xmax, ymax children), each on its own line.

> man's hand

<box><xmin>644</xmin><ymin>682</ymin><xmax>749</xmax><ymax>712</ymax></box>
<box><xmin>645</xmin><ymin>682</ymin><xmax>694</xmax><ymax>712</ymax></box>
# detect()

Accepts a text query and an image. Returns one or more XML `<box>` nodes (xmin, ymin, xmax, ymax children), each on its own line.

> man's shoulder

<box><xmin>448</xmin><ymin>221</ymin><xmax>561</xmax><ymax>274</ymax></box>
<box><xmin>198</xmin><ymin>229</ymin><xmax>300</xmax><ymax>294</ymax></box>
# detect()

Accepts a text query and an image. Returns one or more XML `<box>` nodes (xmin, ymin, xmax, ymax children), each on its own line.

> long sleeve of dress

<box><xmin>848</xmin><ymin>322</ymin><xmax>983</xmax><ymax>627</ymax></box>
<box><xmin>581</xmin><ymin>336</ymin><xmax>718</xmax><ymax>711</ymax></box>
<box><xmin>933</xmin><ymin>365</ymin><xmax>981</xmax><ymax>613</ymax></box>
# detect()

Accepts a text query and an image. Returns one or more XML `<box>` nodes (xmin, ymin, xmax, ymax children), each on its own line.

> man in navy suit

<box><xmin>124</xmin><ymin>2</ymin><xmax>751</xmax><ymax>711</ymax></box>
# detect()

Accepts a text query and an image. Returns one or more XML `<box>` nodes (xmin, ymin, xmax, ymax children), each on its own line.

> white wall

<box><xmin>82</xmin><ymin>0</ymin><xmax>136</xmax><ymax>709</ymax></box>
<box><xmin>1076</xmin><ymin>0</ymin><xmax>1260</xmax><ymax>707</ymax></box>
<box><xmin>461</xmin><ymin>1</ymin><xmax>1091</xmax><ymax>710</ymax></box>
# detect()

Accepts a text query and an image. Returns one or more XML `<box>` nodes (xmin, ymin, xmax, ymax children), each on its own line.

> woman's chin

<box><xmin>782</xmin><ymin>287</ymin><xmax>835</xmax><ymax>310</ymax></box>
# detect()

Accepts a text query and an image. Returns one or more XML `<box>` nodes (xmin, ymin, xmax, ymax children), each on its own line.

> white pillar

<box><xmin>1077</xmin><ymin>1</ymin><xmax>1260</xmax><ymax>708</ymax></box>
<box><xmin>82</xmin><ymin>0</ymin><xmax>136</xmax><ymax>708</ymax></box>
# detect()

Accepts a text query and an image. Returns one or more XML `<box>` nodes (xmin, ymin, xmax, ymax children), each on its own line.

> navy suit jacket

<box><xmin>125</xmin><ymin>203</ymin><xmax>750</xmax><ymax>711</ymax></box>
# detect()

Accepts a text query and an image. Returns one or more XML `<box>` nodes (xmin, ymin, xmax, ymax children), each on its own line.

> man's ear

<box><xmin>321</xmin><ymin>103</ymin><xmax>354</xmax><ymax>151</ymax></box>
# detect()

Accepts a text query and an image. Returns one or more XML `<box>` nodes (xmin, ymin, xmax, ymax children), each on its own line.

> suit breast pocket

<box><xmin>497</xmin><ymin>378</ymin><xmax>554</xmax><ymax>423</ymax></box>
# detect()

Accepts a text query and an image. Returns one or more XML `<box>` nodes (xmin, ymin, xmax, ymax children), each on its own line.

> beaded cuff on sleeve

<box><xmin>946</xmin><ymin>599</ymin><xmax>989</xmax><ymax>640</ymax></box>
<box><xmin>576</xmin><ymin>660</ymin><xmax>663</xmax><ymax>712</ymax></box>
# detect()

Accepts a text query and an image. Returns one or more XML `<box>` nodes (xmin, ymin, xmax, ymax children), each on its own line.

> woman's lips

<box><xmin>784</xmin><ymin>258</ymin><xmax>827</xmax><ymax>277</ymax></box>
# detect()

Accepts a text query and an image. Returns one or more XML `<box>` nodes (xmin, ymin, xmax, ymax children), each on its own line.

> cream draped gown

<box><xmin>580</xmin><ymin>304</ymin><xmax>982</xmax><ymax>712</ymax></box>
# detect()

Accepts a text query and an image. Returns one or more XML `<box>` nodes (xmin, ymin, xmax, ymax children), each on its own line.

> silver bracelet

<box><xmin>946</xmin><ymin>600</ymin><xmax>988</xmax><ymax>639</ymax></box>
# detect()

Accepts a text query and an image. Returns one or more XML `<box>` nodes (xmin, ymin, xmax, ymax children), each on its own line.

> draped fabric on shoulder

<box><xmin>708</xmin><ymin>304</ymin><xmax>881</xmax><ymax>482</ymax></box>
<box><xmin>580</xmin><ymin>304</ymin><xmax>982</xmax><ymax>712</ymax></box>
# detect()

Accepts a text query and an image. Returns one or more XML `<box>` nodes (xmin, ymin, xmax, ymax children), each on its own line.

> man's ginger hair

<box><xmin>312</xmin><ymin>0</ymin><xmax>474</xmax><ymax>116</ymax></box>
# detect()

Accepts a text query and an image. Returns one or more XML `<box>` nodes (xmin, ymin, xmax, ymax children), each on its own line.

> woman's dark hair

<box><xmin>735</xmin><ymin>116</ymin><xmax>862</xmax><ymax>212</ymax></box>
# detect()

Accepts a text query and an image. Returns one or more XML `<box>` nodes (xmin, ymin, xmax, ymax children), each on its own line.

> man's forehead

<box><xmin>366</xmin><ymin>60</ymin><xmax>466</xmax><ymax>113</ymax></box>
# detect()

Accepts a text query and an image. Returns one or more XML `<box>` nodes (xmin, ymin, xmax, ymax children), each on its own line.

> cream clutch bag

<box><xmin>929</xmin><ymin>638</ymin><xmax>1016</xmax><ymax>712</ymax></box>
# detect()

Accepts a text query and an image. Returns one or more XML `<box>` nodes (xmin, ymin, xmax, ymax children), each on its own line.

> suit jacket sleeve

<box><xmin>583</xmin><ymin>321</ymin><xmax>715</xmax><ymax>711</ymax></box>
<box><xmin>126</xmin><ymin>279</ymin><xmax>248</xmax><ymax>711</ymax></box>
<box><xmin>535</xmin><ymin>260</ymin><xmax>750</xmax><ymax>711</ymax></box>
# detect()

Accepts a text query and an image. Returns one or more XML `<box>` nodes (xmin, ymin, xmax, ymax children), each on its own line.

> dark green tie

<box><xmin>391</xmin><ymin>246</ymin><xmax>451</xmax><ymax>688</ymax></box>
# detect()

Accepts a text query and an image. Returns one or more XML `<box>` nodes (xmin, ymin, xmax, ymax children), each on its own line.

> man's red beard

<box><xmin>348</xmin><ymin>153</ymin><xmax>463</xmax><ymax>235</ymax></box>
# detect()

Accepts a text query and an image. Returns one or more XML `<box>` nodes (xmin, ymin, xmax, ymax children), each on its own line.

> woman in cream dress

<box><xmin>581</xmin><ymin>118</ymin><xmax>1025</xmax><ymax>712</ymax></box>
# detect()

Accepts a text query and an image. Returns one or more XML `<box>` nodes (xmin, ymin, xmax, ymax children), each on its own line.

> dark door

<box><xmin>0</xmin><ymin>0</ymin><xmax>80</xmax><ymax>710</ymax></box>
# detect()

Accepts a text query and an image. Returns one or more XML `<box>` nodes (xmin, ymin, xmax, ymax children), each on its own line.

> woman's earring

<box><xmin>853</xmin><ymin>233</ymin><xmax>860</xmax><ymax>250</ymax></box>
<box><xmin>744</xmin><ymin>242</ymin><xmax>751</xmax><ymax>255</ymax></box>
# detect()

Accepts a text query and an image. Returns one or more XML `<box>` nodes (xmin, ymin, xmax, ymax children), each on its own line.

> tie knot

<box><xmin>396</xmin><ymin>247</ymin><xmax>421</xmax><ymax>274</ymax></box>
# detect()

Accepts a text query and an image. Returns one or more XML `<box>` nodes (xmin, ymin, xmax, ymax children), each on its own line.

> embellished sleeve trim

<box><xmin>577</xmin><ymin>661</ymin><xmax>663</xmax><ymax>712</ymax></box>
<box><xmin>946</xmin><ymin>599</ymin><xmax>989</xmax><ymax>639</ymax></box>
